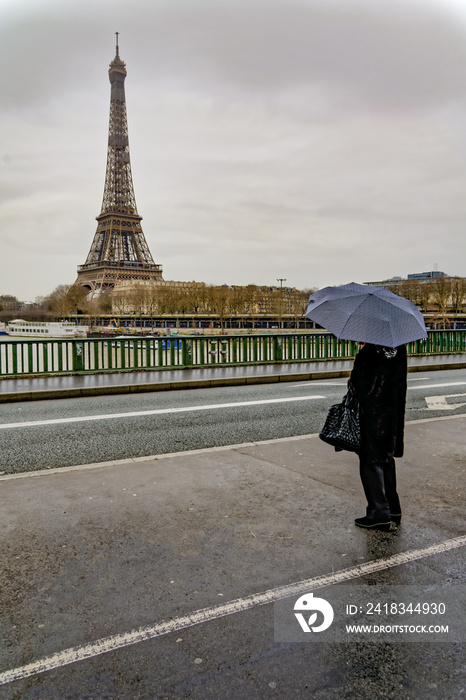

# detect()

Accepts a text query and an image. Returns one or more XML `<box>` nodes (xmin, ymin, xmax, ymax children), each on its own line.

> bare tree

<box><xmin>111</xmin><ymin>289</ymin><xmax>130</xmax><ymax>315</ymax></box>
<box><xmin>244</xmin><ymin>284</ymin><xmax>261</xmax><ymax>327</ymax></box>
<box><xmin>417</xmin><ymin>282</ymin><xmax>432</xmax><ymax>313</ymax></box>
<box><xmin>142</xmin><ymin>285</ymin><xmax>159</xmax><ymax>318</ymax></box>
<box><xmin>67</xmin><ymin>285</ymin><xmax>89</xmax><ymax>316</ymax></box>
<box><xmin>431</xmin><ymin>277</ymin><xmax>451</xmax><ymax>328</ymax></box>
<box><xmin>130</xmin><ymin>284</ymin><xmax>149</xmax><ymax>327</ymax></box>
<box><xmin>451</xmin><ymin>277</ymin><xmax>466</xmax><ymax>315</ymax></box>
<box><xmin>289</xmin><ymin>288</ymin><xmax>312</xmax><ymax>327</ymax></box>
<box><xmin>97</xmin><ymin>289</ymin><xmax>113</xmax><ymax>315</ymax></box>
<box><xmin>229</xmin><ymin>286</ymin><xmax>249</xmax><ymax>325</ymax></box>
<box><xmin>45</xmin><ymin>285</ymin><xmax>72</xmax><ymax>316</ymax></box>
<box><xmin>206</xmin><ymin>285</ymin><xmax>231</xmax><ymax>329</ymax></box>
<box><xmin>185</xmin><ymin>284</ymin><xmax>207</xmax><ymax>315</ymax></box>
<box><xmin>398</xmin><ymin>280</ymin><xmax>422</xmax><ymax>305</ymax></box>
<box><xmin>157</xmin><ymin>286</ymin><xmax>182</xmax><ymax>315</ymax></box>
<box><xmin>44</xmin><ymin>284</ymin><xmax>89</xmax><ymax>317</ymax></box>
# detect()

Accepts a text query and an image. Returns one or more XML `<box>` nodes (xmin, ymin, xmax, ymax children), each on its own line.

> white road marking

<box><xmin>290</xmin><ymin>379</ymin><xmax>466</xmax><ymax>393</ymax></box>
<box><xmin>288</xmin><ymin>382</ymin><xmax>347</xmax><ymax>387</ymax></box>
<box><xmin>293</xmin><ymin>377</ymin><xmax>435</xmax><ymax>389</ymax></box>
<box><xmin>425</xmin><ymin>393</ymin><xmax>466</xmax><ymax>411</ymax></box>
<box><xmin>1</xmin><ymin>535</ymin><xmax>464</xmax><ymax>686</ymax></box>
<box><xmin>0</xmin><ymin>395</ymin><xmax>325</xmax><ymax>430</ymax></box>
<box><xmin>408</xmin><ymin>381</ymin><xmax>466</xmax><ymax>390</ymax></box>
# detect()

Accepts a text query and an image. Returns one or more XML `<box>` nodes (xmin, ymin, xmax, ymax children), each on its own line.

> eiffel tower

<box><xmin>77</xmin><ymin>35</ymin><xmax>163</xmax><ymax>294</ymax></box>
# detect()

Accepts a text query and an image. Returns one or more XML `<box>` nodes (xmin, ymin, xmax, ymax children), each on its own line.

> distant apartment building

<box><xmin>365</xmin><ymin>271</ymin><xmax>448</xmax><ymax>287</ymax></box>
<box><xmin>407</xmin><ymin>271</ymin><xmax>447</xmax><ymax>280</ymax></box>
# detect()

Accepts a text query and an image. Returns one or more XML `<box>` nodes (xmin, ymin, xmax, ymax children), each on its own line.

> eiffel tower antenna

<box><xmin>77</xmin><ymin>37</ymin><xmax>163</xmax><ymax>295</ymax></box>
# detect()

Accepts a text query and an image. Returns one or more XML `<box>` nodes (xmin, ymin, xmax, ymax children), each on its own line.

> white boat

<box><xmin>0</xmin><ymin>322</ymin><xmax>7</xmax><ymax>335</ymax></box>
<box><xmin>6</xmin><ymin>319</ymin><xmax>88</xmax><ymax>338</ymax></box>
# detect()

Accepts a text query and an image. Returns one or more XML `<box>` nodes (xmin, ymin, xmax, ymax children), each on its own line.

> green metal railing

<box><xmin>0</xmin><ymin>330</ymin><xmax>465</xmax><ymax>377</ymax></box>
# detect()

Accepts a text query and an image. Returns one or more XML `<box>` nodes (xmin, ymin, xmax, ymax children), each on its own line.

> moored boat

<box><xmin>6</xmin><ymin>319</ymin><xmax>88</xmax><ymax>338</ymax></box>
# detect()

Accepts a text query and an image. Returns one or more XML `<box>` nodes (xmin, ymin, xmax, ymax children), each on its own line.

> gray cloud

<box><xmin>5</xmin><ymin>1</ymin><xmax>466</xmax><ymax>110</ymax></box>
<box><xmin>1</xmin><ymin>0</ymin><xmax>466</xmax><ymax>299</ymax></box>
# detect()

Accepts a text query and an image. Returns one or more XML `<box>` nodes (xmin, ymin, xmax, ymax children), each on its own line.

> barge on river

<box><xmin>6</xmin><ymin>319</ymin><xmax>88</xmax><ymax>338</ymax></box>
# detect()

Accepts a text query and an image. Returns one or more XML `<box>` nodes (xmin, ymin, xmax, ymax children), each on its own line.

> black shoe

<box><xmin>355</xmin><ymin>516</ymin><xmax>391</xmax><ymax>531</ymax></box>
<box><xmin>390</xmin><ymin>513</ymin><xmax>402</xmax><ymax>524</ymax></box>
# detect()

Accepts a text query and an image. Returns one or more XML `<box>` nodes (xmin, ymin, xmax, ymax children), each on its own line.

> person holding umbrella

<box><xmin>347</xmin><ymin>341</ymin><xmax>407</xmax><ymax>530</ymax></box>
<box><xmin>306</xmin><ymin>283</ymin><xmax>427</xmax><ymax>531</ymax></box>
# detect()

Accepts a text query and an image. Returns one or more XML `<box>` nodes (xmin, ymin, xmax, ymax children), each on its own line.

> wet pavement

<box><xmin>0</xmin><ymin>414</ymin><xmax>464</xmax><ymax>698</ymax></box>
<box><xmin>1</xmin><ymin>353</ymin><xmax>466</xmax><ymax>402</ymax></box>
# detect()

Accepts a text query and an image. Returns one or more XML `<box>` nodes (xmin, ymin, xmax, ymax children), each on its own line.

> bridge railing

<box><xmin>0</xmin><ymin>330</ymin><xmax>465</xmax><ymax>377</ymax></box>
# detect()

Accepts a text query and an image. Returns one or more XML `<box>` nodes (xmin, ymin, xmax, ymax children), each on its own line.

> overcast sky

<box><xmin>2</xmin><ymin>0</ymin><xmax>466</xmax><ymax>300</ymax></box>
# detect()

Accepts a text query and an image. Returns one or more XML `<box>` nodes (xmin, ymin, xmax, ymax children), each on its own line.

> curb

<box><xmin>0</xmin><ymin>369</ymin><xmax>350</xmax><ymax>403</ymax></box>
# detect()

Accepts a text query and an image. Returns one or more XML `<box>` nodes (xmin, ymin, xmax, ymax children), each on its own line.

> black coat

<box><xmin>348</xmin><ymin>343</ymin><xmax>407</xmax><ymax>461</ymax></box>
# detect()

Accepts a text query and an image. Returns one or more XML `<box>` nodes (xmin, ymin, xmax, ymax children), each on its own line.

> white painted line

<box><xmin>294</xmin><ymin>378</ymin><xmax>459</xmax><ymax>391</ymax></box>
<box><xmin>287</xmin><ymin>382</ymin><xmax>347</xmax><ymax>387</ymax></box>
<box><xmin>1</xmin><ymin>535</ymin><xmax>464</xmax><ymax>686</ymax></box>
<box><xmin>408</xmin><ymin>381</ymin><xmax>466</xmax><ymax>390</ymax></box>
<box><xmin>411</xmin><ymin>413</ymin><xmax>466</xmax><ymax>424</ymax></box>
<box><xmin>0</xmin><ymin>395</ymin><xmax>325</xmax><ymax>430</ymax></box>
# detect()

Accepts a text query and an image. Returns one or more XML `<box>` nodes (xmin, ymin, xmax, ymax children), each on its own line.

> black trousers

<box><xmin>359</xmin><ymin>456</ymin><xmax>401</xmax><ymax>521</ymax></box>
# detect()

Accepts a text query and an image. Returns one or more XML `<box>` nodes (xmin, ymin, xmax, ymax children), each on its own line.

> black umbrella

<box><xmin>305</xmin><ymin>282</ymin><xmax>427</xmax><ymax>348</ymax></box>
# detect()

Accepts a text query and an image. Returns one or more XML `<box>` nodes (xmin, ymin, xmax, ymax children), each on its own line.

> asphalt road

<box><xmin>1</xmin><ymin>368</ymin><xmax>466</xmax><ymax>474</ymax></box>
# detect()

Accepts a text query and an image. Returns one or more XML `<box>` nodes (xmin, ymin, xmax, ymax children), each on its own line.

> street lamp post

<box><xmin>277</xmin><ymin>278</ymin><xmax>287</xmax><ymax>329</ymax></box>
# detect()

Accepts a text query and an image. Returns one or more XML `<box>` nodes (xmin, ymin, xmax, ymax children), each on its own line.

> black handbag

<box><xmin>319</xmin><ymin>392</ymin><xmax>361</xmax><ymax>453</ymax></box>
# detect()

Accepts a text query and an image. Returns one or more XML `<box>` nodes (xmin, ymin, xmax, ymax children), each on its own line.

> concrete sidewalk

<box><xmin>0</xmin><ymin>415</ymin><xmax>465</xmax><ymax>698</ymax></box>
<box><xmin>1</xmin><ymin>353</ymin><xmax>466</xmax><ymax>403</ymax></box>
